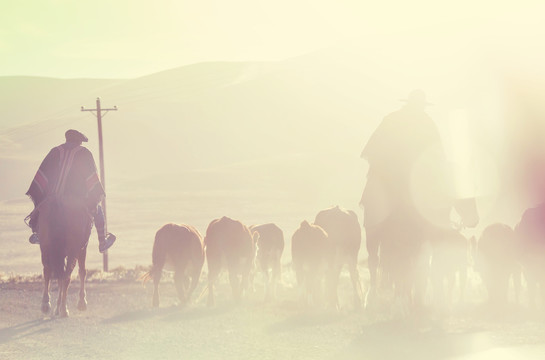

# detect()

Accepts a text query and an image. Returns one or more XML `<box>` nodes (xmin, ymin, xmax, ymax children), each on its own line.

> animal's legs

<box><xmin>512</xmin><ymin>267</ymin><xmax>521</xmax><ymax>304</ymax></box>
<box><xmin>41</xmin><ymin>265</ymin><xmax>52</xmax><ymax>314</ymax></box>
<box><xmin>207</xmin><ymin>257</ymin><xmax>220</xmax><ymax>307</ymax></box>
<box><xmin>152</xmin><ymin>265</ymin><xmax>163</xmax><ymax>308</ymax></box>
<box><xmin>77</xmin><ymin>248</ymin><xmax>87</xmax><ymax>311</ymax></box>
<box><xmin>458</xmin><ymin>268</ymin><xmax>468</xmax><ymax>303</ymax></box>
<box><xmin>269</xmin><ymin>253</ymin><xmax>282</xmax><ymax>301</ymax></box>
<box><xmin>55</xmin><ymin>278</ymin><xmax>64</xmax><ymax>316</ymax></box>
<box><xmin>229</xmin><ymin>268</ymin><xmax>242</xmax><ymax>302</ymax></box>
<box><xmin>365</xmin><ymin>231</ymin><xmax>380</xmax><ymax>309</ymax></box>
<box><xmin>57</xmin><ymin>277</ymin><xmax>71</xmax><ymax>317</ymax></box>
<box><xmin>186</xmin><ymin>261</ymin><xmax>202</xmax><ymax>302</ymax></box>
<box><xmin>327</xmin><ymin>262</ymin><xmax>342</xmax><ymax>310</ymax></box>
<box><xmin>349</xmin><ymin>260</ymin><xmax>363</xmax><ymax>309</ymax></box>
<box><xmin>174</xmin><ymin>265</ymin><xmax>187</xmax><ymax>305</ymax></box>
<box><xmin>57</xmin><ymin>258</ymin><xmax>76</xmax><ymax>317</ymax></box>
<box><xmin>260</xmin><ymin>258</ymin><xmax>271</xmax><ymax>301</ymax></box>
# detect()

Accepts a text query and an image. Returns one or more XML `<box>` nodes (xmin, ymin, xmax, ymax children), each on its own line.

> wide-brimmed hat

<box><xmin>400</xmin><ymin>89</ymin><xmax>433</xmax><ymax>106</ymax></box>
<box><xmin>65</xmin><ymin>129</ymin><xmax>88</xmax><ymax>143</ymax></box>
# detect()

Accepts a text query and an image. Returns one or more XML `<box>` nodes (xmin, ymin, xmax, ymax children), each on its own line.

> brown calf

<box><xmin>204</xmin><ymin>216</ymin><xmax>256</xmax><ymax>306</ymax></box>
<box><xmin>314</xmin><ymin>206</ymin><xmax>363</xmax><ymax>309</ymax></box>
<box><xmin>291</xmin><ymin>220</ymin><xmax>330</xmax><ymax>306</ymax></box>
<box><xmin>250</xmin><ymin>223</ymin><xmax>285</xmax><ymax>300</ymax></box>
<box><xmin>145</xmin><ymin>223</ymin><xmax>204</xmax><ymax>307</ymax></box>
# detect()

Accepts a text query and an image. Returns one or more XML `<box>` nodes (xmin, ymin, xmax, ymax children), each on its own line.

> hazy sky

<box><xmin>2</xmin><ymin>0</ymin><xmax>544</xmax><ymax>79</ymax></box>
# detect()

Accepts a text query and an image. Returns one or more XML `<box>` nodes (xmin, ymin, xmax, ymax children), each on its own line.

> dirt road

<box><xmin>1</xmin><ymin>273</ymin><xmax>545</xmax><ymax>360</ymax></box>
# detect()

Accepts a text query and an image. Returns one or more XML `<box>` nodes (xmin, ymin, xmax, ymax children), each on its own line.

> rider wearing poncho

<box><xmin>26</xmin><ymin>129</ymin><xmax>116</xmax><ymax>253</ymax></box>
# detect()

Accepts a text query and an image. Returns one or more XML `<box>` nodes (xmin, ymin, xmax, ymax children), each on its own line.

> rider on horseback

<box><xmin>25</xmin><ymin>129</ymin><xmax>116</xmax><ymax>253</ymax></box>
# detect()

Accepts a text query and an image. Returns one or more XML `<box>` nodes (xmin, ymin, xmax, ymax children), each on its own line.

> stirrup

<box><xmin>29</xmin><ymin>233</ymin><xmax>40</xmax><ymax>245</ymax></box>
<box><xmin>99</xmin><ymin>233</ymin><xmax>116</xmax><ymax>253</ymax></box>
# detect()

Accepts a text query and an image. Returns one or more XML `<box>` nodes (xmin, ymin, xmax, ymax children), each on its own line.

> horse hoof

<box><xmin>59</xmin><ymin>308</ymin><xmax>69</xmax><ymax>318</ymax></box>
<box><xmin>78</xmin><ymin>300</ymin><xmax>87</xmax><ymax>311</ymax></box>
<box><xmin>41</xmin><ymin>302</ymin><xmax>51</xmax><ymax>314</ymax></box>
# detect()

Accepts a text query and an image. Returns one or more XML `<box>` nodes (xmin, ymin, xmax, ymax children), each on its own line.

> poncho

<box><xmin>26</xmin><ymin>143</ymin><xmax>105</xmax><ymax>208</ymax></box>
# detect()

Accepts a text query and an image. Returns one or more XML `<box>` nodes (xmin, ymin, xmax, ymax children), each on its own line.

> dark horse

<box><xmin>364</xmin><ymin>196</ymin><xmax>479</xmax><ymax>311</ymax></box>
<box><xmin>38</xmin><ymin>196</ymin><xmax>92</xmax><ymax>317</ymax></box>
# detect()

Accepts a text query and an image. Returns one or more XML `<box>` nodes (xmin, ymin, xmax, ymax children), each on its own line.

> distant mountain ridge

<box><xmin>0</xmin><ymin>53</ymin><xmax>409</xmax><ymax>201</ymax></box>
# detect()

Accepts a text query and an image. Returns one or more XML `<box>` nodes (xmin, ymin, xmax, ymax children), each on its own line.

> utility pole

<box><xmin>81</xmin><ymin>97</ymin><xmax>117</xmax><ymax>272</ymax></box>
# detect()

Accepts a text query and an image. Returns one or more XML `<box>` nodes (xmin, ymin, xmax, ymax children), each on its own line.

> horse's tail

<box><xmin>50</xmin><ymin>203</ymin><xmax>67</xmax><ymax>280</ymax></box>
<box><xmin>49</xmin><ymin>228</ymin><xmax>68</xmax><ymax>279</ymax></box>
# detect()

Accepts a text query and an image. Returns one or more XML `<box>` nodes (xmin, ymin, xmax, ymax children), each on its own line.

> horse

<box><xmin>38</xmin><ymin>196</ymin><xmax>92</xmax><ymax>317</ymax></box>
<box><xmin>364</xmin><ymin>196</ymin><xmax>479</xmax><ymax>312</ymax></box>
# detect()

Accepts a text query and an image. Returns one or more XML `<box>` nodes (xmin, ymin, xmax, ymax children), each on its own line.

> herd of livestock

<box><xmin>144</xmin><ymin>204</ymin><xmax>545</xmax><ymax>314</ymax></box>
<box><xmin>146</xmin><ymin>205</ymin><xmax>362</xmax><ymax>309</ymax></box>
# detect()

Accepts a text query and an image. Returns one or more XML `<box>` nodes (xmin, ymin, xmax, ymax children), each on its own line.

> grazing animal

<box><xmin>291</xmin><ymin>220</ymin><xmax>330</xmax><ymax>306</ymax></box>
<box><xmin>38</xmin><ymin>196</ymin><xmax>92</xmax><ymax>317</ymax></box>
<box><xmin>204</xmin><ymin>216</ymin><xmax>257</xmax><ymax>306</ymax></box>
<box><xmin>515</xmin><ymin>205</ymin><xmax>545</xmax><ymax>308</ymax></box>
<box><xmin>476</xmin><ymin>223</ymin><xmax>521</xmax><ymax>305</ymax></box>
<box><xmin>144</xmin><ymin>223</ymin><xmax>204</xmax><ymax>307</ymax></box>
<box><xmin>314</xmin><ymin>206</ymin><xmax>363</xmax><ymax>309</ymax></box>
<box><xmin>250</xmin><ymin>223</ymin><xmax>285</xmax><ymax>301</ymax></box>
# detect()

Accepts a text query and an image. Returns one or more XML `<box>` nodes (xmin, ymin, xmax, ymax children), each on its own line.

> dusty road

<box><xmin>1</xmin><ymin>272</ymin><xmax>545</xmax><ymax>360</ymax></box>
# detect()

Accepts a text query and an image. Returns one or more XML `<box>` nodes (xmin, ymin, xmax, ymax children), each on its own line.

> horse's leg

<box><xmin>57</xmin><ymin>259</ymin><xmax>76</xmax><ymax>318</ymax></box>
<box><xmin>77</xmin><ymin>248</ymin><xmax>88</xmax><ymax>311</ymax></box>
<box><xmin>41</xmin><ymin>264</ymin><xmax>52</xmax><ymax>314</ymax></box>
<box><xmin>55</xmin><ymin>278</ymin><xmax>63</xmax><ymax>316</ymax></box>
<box><xmin>57</xmin><ymin>276</ymin><xmax>71</xmax><ymax>317</ymax></box>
